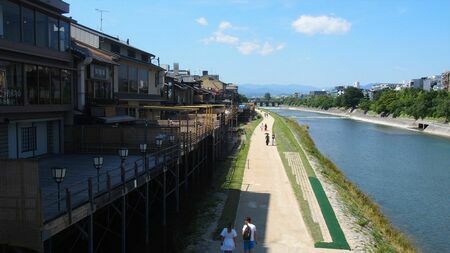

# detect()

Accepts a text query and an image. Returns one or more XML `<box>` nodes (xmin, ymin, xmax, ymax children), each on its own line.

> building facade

<box><xmin>0</xmin><ymin>0</ymin><xmax>73</xmax><ymax>159</ymax></box>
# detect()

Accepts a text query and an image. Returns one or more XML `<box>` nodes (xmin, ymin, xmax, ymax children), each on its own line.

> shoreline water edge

<box><xmin>279</xmin><ymin>106</ymin><xmax>450</xmax><ymax>139</ymax></box>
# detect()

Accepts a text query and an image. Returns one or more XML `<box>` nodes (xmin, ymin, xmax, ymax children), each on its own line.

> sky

<box><xmin>65</xmin><ymin>0</ymin><xmax>450</xmax><ymax>88</ymax></box>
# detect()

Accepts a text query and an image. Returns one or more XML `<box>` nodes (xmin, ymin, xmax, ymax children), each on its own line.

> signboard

<box><xmin>90</xmin><ymin>64</ymin><xmax>109</xmax><ymax>80</ymax></box>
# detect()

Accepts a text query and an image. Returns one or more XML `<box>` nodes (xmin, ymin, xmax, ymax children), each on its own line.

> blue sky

<box><xmin>65</xmin><ymin>0</ymin><xmax>450</xmax><ymax>88</ymax></box>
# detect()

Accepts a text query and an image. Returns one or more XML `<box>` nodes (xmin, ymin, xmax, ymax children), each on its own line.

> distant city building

<box><xmin>353</xmin><ymin>81</ymin><xmax>360</xmax><ymax>88</ymax></box>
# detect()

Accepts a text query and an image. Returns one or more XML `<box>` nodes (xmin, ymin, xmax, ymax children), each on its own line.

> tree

<box><xmin>342</xmin><ymin>87</ymin><xmax>364</xmax><ymax>109</ymax></box>
<box><xmin>434</xmin><ymin>94</ymin><xmax>450</xmax><ymax>122</ymax></box>
<box><xmin>264</xmin><ymin>92</ymin><xmax>271</xmax><ymax>101</ymax></box>
<box><xmin>238</xmin><ymin>93</ymin><xmax>248</xmax><ymax>103</ymax></box>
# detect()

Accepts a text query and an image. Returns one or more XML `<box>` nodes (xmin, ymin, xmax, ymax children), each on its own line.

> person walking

<box><xmin>264</xmin><ymin>123</ymin><xmax>267</xmax><ymax>131</ymax></box>
<box><xmin>265</xmin><ymin>133</ymin><xmax>270</xmax><ymax>146</ymax></box>
<box><xmin>272</xmin><ymin>133</ymin><xmax>275</xmax><ymax>146</ymax></box>
<box><xmin>242</xmin><ymin>217</ymin><xmax>257</xmax><ymax>253</ymax></box>
<box><xmin>220</xmin><ymin>223</ymin><xmax>237</xmax><ymax>253</ymax></box>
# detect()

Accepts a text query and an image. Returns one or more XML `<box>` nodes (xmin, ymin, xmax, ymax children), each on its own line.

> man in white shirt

<box><xmin>242</xmin><ymin>216</ymin><xmax>257</xmax><ymax>253</ymax></box>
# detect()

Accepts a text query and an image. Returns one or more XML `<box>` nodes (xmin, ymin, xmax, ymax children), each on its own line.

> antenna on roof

<box><xmin>95</xmin><ymin>8</ymin><xmax>109</xmax><ymax>31</ymax></box>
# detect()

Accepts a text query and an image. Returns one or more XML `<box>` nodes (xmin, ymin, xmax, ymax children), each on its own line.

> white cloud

<box><xmin>218</xmin><ymin>21</ymin><xmax>233</xmax><ymax>30</ymax></box>
<box><xmin>237</xmin><ymin>42</ymin><xmax>260</xmax><ymax>55</ymax></box>
<box><xmin>196</xmin><ymin>17</ymin><xmax>208</xmax><ymax>26</ymax></box>
<box><xmin>258</xmin><ymin>42</ymin><xmax>285</xmax><ymax>56</ymax></box>
<box><xmin>237</xmin><ymin>41</ymin><xmax>285</xmax><ymax>56</ymax></box>
<box><xmin>203</xmin><ymin>21</ymin><xmax>285</xmax><ymax>56</ymax></box>
<box><xmin>292</xmin><ymin>15</ymin><xmax>351</xmax><ymax>35</ymax></box>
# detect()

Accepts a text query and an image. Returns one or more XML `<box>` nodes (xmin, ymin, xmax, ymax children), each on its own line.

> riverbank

<box><xmin>283</xmin><ymin>106</ymin><xmax>450</xmax><ymax>139</ymax></box>
<box><xmin>183</xmin><ymin>115</ymin><xmax>262</xmax><ymax>252</ymax></box>
<box><xmin>269</xmin><ymin>110</ymin><xmax>417</xmax><ymax>253</ymax></box>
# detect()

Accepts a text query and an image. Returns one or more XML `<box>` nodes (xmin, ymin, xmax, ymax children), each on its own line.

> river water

<box><xmin>269</xmin><ymin>108</ymin><xmax>450</xmax><ymax>253</ymax></box>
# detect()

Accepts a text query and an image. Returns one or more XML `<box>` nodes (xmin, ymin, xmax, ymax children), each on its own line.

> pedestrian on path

<box><xmin>220</xmin><ymin>223</ymin><xmax>237</xmax><ymax>253</ymax></box>
<box><xmin>260</xmin><ymin>122</ymin><xmax>264</xmax><ymax>131</ymax></box>
<box><xmin>272</xmin><ymin>133</ymin><xmax>275</xmax><ymax>146</ymax></box>
<box><xmin>242</xmin><ymin>217</ymin><xmax>257</xmax><ymax>253</ymax></box>
<box><xmin>265</xmin><ymin>133</ymin><xmax>270</xmax><ymax>146</ymax></box>
<box><xmin>264</xmin><ymin>123</ymin><xmax>267</xmax><ymax>131</ymax></box>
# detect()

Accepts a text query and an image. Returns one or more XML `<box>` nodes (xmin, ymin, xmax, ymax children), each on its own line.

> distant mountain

<box><xmin>238</xmin><ymin>83</ymin><xmax>319</xmax><ymax>97</ymax></box>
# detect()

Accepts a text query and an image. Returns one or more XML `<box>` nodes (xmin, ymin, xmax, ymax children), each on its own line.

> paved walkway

<box><xmin>235</xmin><ymin>112</ymin><xmax>349</xmax><ymax>253</ymax></box>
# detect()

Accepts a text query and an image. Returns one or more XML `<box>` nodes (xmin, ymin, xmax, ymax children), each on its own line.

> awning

<box><xmin>73</xmin><ymin>41</ymin><xmax>119</xmax><ymax>65</ymax></box>
<box><xmin>97</xmin><ymin>115</ymin><xmax>137</xmax><ymax>124</ymax></box>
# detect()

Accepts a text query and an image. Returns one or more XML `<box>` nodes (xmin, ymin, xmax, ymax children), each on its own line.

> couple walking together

<box><xmin>220</xmin><ymin>217</ymin><xmax>258</xmax><ymax>253</ymax></box>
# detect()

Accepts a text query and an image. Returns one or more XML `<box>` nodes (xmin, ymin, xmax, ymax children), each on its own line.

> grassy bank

<box><xmin>271</xmin><ymin>111</ymin><xmax>350</xmax><ymax>250</ymax></box>
<box><xmin>273</xmin><ymin>111</ymin><xmax>417</xmax><ymax>253</ymax></box>
<box><xmin>178</xmin><ymin>115</ymin><xmax>262</xmax><ymax>252</ymax></box>
<box><xmin>214</xmin><ymin>115</ymin><xmax>263</xmax><ymax>238</ymax></box>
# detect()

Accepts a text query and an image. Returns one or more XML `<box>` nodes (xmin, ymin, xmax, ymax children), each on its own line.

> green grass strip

<box><xmin>310</xmin><ymin>177</ymin><xmax>350</xmax><ymax>249</ymax></box>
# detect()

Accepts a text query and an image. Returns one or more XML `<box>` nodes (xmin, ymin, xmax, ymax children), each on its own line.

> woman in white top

<box><xmin>220</xmin><ymin>223</ymin><xmax>237</xmax><ymax>253</ymax></box>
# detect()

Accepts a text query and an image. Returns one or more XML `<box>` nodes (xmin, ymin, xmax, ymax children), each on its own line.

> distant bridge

<box><xmin>251</xmin><ymin>99</ymin><xmax>282</xmax><ymax>107</ymax></box>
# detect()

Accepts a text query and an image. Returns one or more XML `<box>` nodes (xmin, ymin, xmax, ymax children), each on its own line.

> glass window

<box><xmin>38</xmin><ymin>66</ymin><xmax>50</xmax><ymax>104</ymax></box>
<box><xmin>35</xmin><ymin>11</ymin><xmax>48</xmax><ymax>48</ymax></box>
<box><xmin>118</xmin><ymin>64</ymin><xmax>128</xmax><ymax>92</ymax></box>
<box><xmin>138</xmin><ymin>68</ymin><xmax>148</xmax><ymax>94</ymax></box>
<box><xmin>22</xmin><ymin>7</ymin><xmax>34</xmax><ymax>44</ymax></box>
<box><xmin>61</xmin><ymin>69</ymin><xmax>71</xmax><ymax>104</ymax></box>
<box><xmin>141</xmin><ymin>54</ymin><xmax>149</xmax><ymax>62</ymax></box>
<box><xmin>0</xmin><ymin>0</ymin><xmax>20</xmax><ymax>41</ymax></box>
<box><xmin>0</xmin><ymin>61</ymin><xmax>23</xmax><ymax>105</ymax></box>
<box><xmin>127</xmin><ymin>50</ymin><xmax>135</xmax><ymax>58</ymax></box>
<box><xmin>155</xmin><ymin>71</ymin><xmax>160</xmax><ymax>87</ymax></box>
<box><xmin>111</xmin><ymin>43</ymin><xmax>120</xmax><ymax>54</ymax></box>
<box><xmin>48</xmin><ymin>17</ymin><xmax>58</xmax><ymax>50</ymax></box>
<box><xmin>25</xmin><ymin>65</ymin><xmax>37</xmax><ymax>104</ymax></box>
<box><xmin>59</xmin><ymin>20</ymin><xmax>69</xmax><ymax>52</ymax></box>
<box><xmin>128</xmin><ymin>66</ymin><xmax>137</xmax><ymax>93</ymax></box>
<box><xmin>21</xmin><ymin>126</ymin><xmax>36</xmax><ymax>152</ymax></box>
<box><xmin>51</xmin><ymin>68</ymin><xmax>60</xmax><ymax>104</ymax></box>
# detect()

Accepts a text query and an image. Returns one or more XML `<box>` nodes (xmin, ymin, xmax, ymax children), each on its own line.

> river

<box><xmin>269</xmin><ymin>108</ymin><xmax>450</xmax><ymax>253</ymax></box>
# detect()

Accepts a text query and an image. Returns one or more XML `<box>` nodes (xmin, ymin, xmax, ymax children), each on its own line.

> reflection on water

<box><xmin>271</xmin><ymin>108</ymin><xmax>450</xmax><ymax>253</ymax></box>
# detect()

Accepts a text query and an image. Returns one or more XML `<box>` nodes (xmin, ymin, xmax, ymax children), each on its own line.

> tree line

<box><xmin>283</xmin><ymin>87</ymin><xmax>450</xmax><ymax>122</ymax></box>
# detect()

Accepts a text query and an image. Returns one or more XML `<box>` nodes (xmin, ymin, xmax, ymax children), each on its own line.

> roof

<box><xmin>73</xmin><ymin>41</ymin><xmax>119</xmax><ymax>65</ymax></box>
<box><xmin>71</xmin><ymin>22</ymin><xmax>156</xmax><ymax>58</ymax></box>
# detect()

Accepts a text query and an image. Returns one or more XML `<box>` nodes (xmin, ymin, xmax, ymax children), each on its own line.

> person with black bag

<box><xmin>242</xmin><ymin>217</ymin><xmax>257</xmax><ymax>253</ymax></box>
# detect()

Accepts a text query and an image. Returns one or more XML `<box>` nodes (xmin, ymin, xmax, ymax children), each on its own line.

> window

<box><xmin>128</xmin><ymin>66</ymin><xmax>137</xmax><ymax>93</ymax></box>
<box><xmin>61</xmin><ymin>69</ymin><xmax>71</xmax><ymax>104</ymax></box>
<box><xmin>48</xmin><ymin>17</ymin><xmax>58</xmax><ymax>50</ymax></box>
<box><xmin>51</xmin><ymin>68</ymin><xmax>60</xmax><ymax>104</ymax></box>
<box><xmin>0</xmin><ymin>61</ymin><xmax>23</xmax><ymax>105</ymax></box>
<box><xmin>155</xmin><ymin>71</ymin><xmax>160</xmax><ymax>87</ymax></box>
<box><xmin>38</xmin><ymin>66</ymin><xmax>50</xmax><ymax>104</ymax></box>
<box><xmin>22</xmin><ymin>7</ymin><xmax>34</xmax><ymax>44</ymax></box>
<box><xmin>118</xmin><ymin>64</ymin><xmax>128</xmax><ymax>92</ymax></box>
<box><xmin>0</xmin><ymin>0</ymin><xmax>20</xmax><ymax>41</ymax></box>
<box><xmin>141</xmin><ymin>54</ymin><xmax>149</xmax><ymax>62</ymax></box>
<box><xmin>21</xmin><ymin>127</ymin><xmax>36</xmax><ymax>152</ymax></box>
<box><xmin>59</xmin><ymin>20</ymin><xmax>69</xmax><ymax>52</ymax></box>
<box><xmin>25</xmin><ymin>65</ymin><xmax>37</xmax><ymax>104</ymax></box>
<box><xmin>138</xmin><ymin>68</ymin><xmax>148</xmax><ymax>94</ymax></box>
<box><xmin>127</xmin><ymin>50</ymin><xmax>136</xmax><ymax>58</ymax></box>
<box><xmin>35</xmin><ymin>11</ymin><xmax>48</xmax><ymax>48</ymax></box>
<box><xmin>111</xmin><ymin>43</ymin><xmax>120</xmax><ymax>54</ymax></box>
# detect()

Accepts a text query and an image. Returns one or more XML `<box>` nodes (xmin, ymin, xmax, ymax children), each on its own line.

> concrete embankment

<box><xmin>284</xmin><ymin>106</ymin><xmax>450</xmax><ymax>139</ymax></box>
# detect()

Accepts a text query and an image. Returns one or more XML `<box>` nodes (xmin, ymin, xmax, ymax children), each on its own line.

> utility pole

<box><xmin>95</xmin><ymin>8</ymin><xmax>109</xmax><ymax>31</ymax></box>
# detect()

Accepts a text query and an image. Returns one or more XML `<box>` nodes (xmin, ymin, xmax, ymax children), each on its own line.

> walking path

<box><xmin>235</xmin><ymin>112</ymin><xmax>349</xmax><ymax>252</ymax></box>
